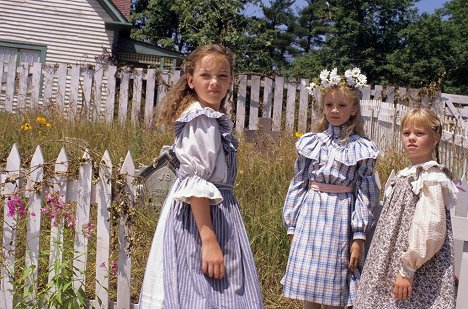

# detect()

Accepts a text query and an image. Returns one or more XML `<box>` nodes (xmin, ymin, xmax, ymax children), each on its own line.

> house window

<box><xmin>0</xmin><ymin>40</ymin><xmax>47</xmax><ymax>91</ymax></box>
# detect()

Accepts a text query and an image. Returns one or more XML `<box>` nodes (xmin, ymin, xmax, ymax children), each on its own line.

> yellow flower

<box><xmin>36</xmin><ymin>117</ymin><xmax>47</xmax><ymax>125</ymax></box>
<box><xmin>45</xmin><ymin>123</ymin><xmax>52</xmax><ymax>128</ymax></box>
<box><xmin>21</xmin><ymin>123</ymin><xmax>32</xmax><ymax>131</ymax></box>
<box><xmin>295</xmin><ymin>132</ymin><xmax>304</xmax><ymax>138</ymax></box>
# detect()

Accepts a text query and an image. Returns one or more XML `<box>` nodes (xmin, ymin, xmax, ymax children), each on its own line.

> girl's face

<box><xmin>401</xmin><ymin>125</ymin><xmax>440</xmax><ymax>165</ymax></box>
<box><xmin>322</xmin><ymin>90</ymin><xmax>357</xmax><ymax>127</ymax></box>
<box><xmin>187</xmin><ymin>54</ymin><xmax>232</xmax><ymax>111</ymax></box>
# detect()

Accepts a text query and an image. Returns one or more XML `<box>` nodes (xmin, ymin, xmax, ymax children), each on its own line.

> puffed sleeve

<box><xmin>399</xmin><ymin>168</ymin><xmax>458</xmax><ymax>278</ymax></box>
<box><xmin>351</xmin><ymin>157</ymin><xmax>379</xmax><ymax>240</ymax></box>
<box><xmin>283</xmin><ymin>154</ymin><xmax>311</xmax><ymax>234</ymax></box>
<box><xmin>172</xmin><ymin>115</ymin><xmax>223</xmax><ymax>205</ymax></box>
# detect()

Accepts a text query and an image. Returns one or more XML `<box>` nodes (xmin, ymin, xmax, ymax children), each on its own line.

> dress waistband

<box><xmin>309</xmin><ymin>181</ymin><xmax>354</xmax><ymax>193</ymax></box>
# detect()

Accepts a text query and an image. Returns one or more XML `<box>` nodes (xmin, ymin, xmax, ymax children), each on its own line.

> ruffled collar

<box><xmin>325</xmin><ymin>124</ymin><xmax>346</xmax><ymax>140</ymax></box>
<box><xmin>398</xmin><ymin>160</ymin><xmax>439</xmax><ymax>177</ymax></box>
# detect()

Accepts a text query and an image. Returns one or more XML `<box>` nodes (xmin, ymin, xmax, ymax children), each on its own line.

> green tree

<box><xmin>260</xmin><ymin>0</ymin><xmax>298</xmax><ymax>71</ymax></box>
<box><xmin>131</xmin><ymin>0</ymin><xmax>184</xmax><ymax>50</ymax></box>
<box><xmin>439</xmin><ymin>0</ymin><xmax>468</xmax><ymax>94</ymax></box>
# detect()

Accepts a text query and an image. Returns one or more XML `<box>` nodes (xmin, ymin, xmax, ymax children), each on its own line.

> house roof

<box><xmin>96</xmin><ymin>0</ymin><xmax>132</xmax><ymax>28</ymax></box>
<box><xmin>118</xmin><ymin>37</ymin><xmax>185</xmax><ymax>58</ymax></box>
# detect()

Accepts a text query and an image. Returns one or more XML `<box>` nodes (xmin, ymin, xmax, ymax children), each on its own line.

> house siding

<box><xmin>0</xmin><ymin>0</ymin><xmax>116</xmax><ymax>65</ymax></box>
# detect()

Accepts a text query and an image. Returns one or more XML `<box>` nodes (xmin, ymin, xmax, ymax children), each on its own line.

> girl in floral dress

<box><xmin>138</xmin><ymin>44</ymin><xmax>263</xmax><ymax>309</ymax></box>
<box><xmin>282</xmin><ymin>68</ymin><xmax>380</xmax><ymax>308</ymax></box>
<box><xmin>355</xmin><ymin>108</ymin><xmax>458</xmax><ymax>308</ymax></box>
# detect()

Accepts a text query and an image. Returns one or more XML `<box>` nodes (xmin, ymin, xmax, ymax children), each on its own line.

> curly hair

<box><xmin>400</xmin><ymin>107</ymin><xmax>443</xmax><ymax>163</ymax></box>
<box><xmin>156</xmin><ymin>44</ymin><xmax>236</xmax><ymax>129</ymax></box>
<box><xmin>312</xmin><ymin>85</ymin><xmax>366</xmax><ymax>140</ymax></box>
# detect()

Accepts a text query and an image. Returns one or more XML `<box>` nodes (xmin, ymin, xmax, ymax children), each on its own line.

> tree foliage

<box><xmin>130</xmin><ymin>0</ymin><xmax>468</xmax><ymax>94</ymax></box>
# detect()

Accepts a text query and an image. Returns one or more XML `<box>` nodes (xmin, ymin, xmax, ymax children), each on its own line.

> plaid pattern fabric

<box><xmin>282</xmin><ymin>124</ymin><xmax>380</xmax><ymax>306</ymax></box>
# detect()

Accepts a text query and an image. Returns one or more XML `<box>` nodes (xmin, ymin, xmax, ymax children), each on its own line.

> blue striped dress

<box><xmin>139</xmin><ymin>102</ymin><xmax>264</xmax><ymax>309</ymax></box>
<box><xmin>282</xmin><ymin>124</ymin><xmax>380</xmax><ymax>307</ymax></box>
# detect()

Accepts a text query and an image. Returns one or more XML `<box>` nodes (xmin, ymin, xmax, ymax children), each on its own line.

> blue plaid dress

<box><xmin>282</xmin><ymin>124</ymin><xmax>380</xmax><ymax>307</ymax></box>
<box><xmin>139</xmin><ymin>103</ymin><xmax>263</xmax><ymax>309</ymax></box>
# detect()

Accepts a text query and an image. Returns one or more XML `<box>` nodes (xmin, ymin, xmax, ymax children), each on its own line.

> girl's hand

<box><xmin>394</xmin><ymin>274</ymin><xmax>413</xmax><ymax>301</ymax></box>
<box><xmin>201</xmin><ymin>237</ymin><xmax>225</xmax><ymax>279</ymax></box>
<box><xmin>349</xmin><ymin>239</ymin><xmax>364</xmax><ymax>272</ymax></box>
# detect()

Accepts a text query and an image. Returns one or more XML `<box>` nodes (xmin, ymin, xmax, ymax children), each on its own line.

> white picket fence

<box><xmin>361</xmin><ymin>100</ymin><xmax>468</xmax><ymax>179</ymax></box>
<box><xmin>0</xmin><ymin>144</ymin><xmax>137</xmax><ymax>309</ymax></box>
<box><xmin>1</xmin><ymin>61</ymin><xmax>468</xmax><ymax>132</ymax></box>
<box><xmin>1</xmin><ymin>141</ymin><xmax>468</xmax><ymax>308</ymax></box>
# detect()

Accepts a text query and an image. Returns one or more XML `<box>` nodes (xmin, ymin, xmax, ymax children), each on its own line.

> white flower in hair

<box><xmin>329</xmin><ymin>68</ymin><xmax>341</xmax><ymax>86</ymax></box>
<box><xmin>308</xmin><ymin>67</ymin><xmax>368</xmax><ymax>97</ymax></box>
<box><xmin>320</xmin><ymin>69</ymin><xmax>330</xmax><ymax>81</ymax></box>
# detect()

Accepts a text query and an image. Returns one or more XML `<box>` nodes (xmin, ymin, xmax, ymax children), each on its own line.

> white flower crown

<box><xmin>305</xmin><ymin>67</ymin><xmax>367</xmax><ymax>95</ymax></box>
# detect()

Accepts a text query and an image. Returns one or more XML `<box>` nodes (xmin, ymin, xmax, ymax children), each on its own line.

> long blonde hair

<box><xmin>313</xmin><ymin>85</ymin><xmax>366</xmax><ymax>140</ymax></box>
<box><xmin>400</xmin><ymin>108</ymin><xmax>443</xmax><ymax>163</ymax></box>
<box><xmin>156</xmin><ymin>44</ymin><xmax>236</xmax><ymax>129</ymax></box>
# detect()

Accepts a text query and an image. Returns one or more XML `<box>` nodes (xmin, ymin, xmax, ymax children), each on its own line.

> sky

<box><xmin>245</xmin><ymin>0</ymin><xmax>449</xmax><ymax>17</ymax></box>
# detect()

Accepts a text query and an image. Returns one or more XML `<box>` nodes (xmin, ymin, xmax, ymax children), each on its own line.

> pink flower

<box><xmin>111</xmin><ymin>262</ymin><xmax>118</xmax><ymax>277</ymax></box>
<box><xmin>82</xmin><ymin>222</ymin><xmax>95</xmax><ymax>239</ymax></box>
<box><xmin>42</xmin><ymin>192</ymin><xmax>76</xmax><ymax>228</ymax></box>
<box><xmin>6</xmin><ymin>195</ymin><xmax>27</xmax><ymax>219</ymax></box>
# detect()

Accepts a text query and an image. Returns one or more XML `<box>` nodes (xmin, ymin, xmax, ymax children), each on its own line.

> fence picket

<box><xmin>117</xmin><ymin>152</ymin><xmax>135</xmax><ymax>309</ymax></box>
<box><xmin>298</xmin><ymin>79</ymin><xmax>309</xmax><ymax>133</ymax></box>
<box><xmin>69</xmin><ymin>64</ymin><xmax>80</xmax><ymax>119</ymax></box>
<box><xmin>119</xmin><ymin>67</ymin><xmax>131</xmax><ymax>125</ymax></box>
<box><xmin>73</xmin><ymin>149</ymin><xmax>92</xmax><ymax>291</ymax></box>
<box><xmin>131</xmin><ymin>68</ymin><xmax>143</xmax><ymax>126</ymax></box>
<box><xmin>43</xmin><ymin>65</ymin><xmax>55</xmax><ymax>110</ymax></box>
<box><xmin>48</xmin><ymin>148</ymin><xmax>69</xmax><ymax>295</ymax></box>
<box><xmin>5</xmin><ymin>57</ymin><xmax>16</xmax><ymax>112</ymax></box>
<box><xmin>25</xmin><ymin>146</ymin><xmax>44</xmax><ymax>304</ymax></box>
<box><xmin>1</xmin><ymin>144</ymin><xmax>21</xmax><ymax>309</ymax></box>
<box><xmin>82</xmin><ymin>68</ymin><xmax>93</xmax><ymax>120</ymax></box>
<box><xmin>30</xmin><ymin>62</ymin><xmax>42</xmax><ymax>109</ymax></box>
<box><xmin>17</xmin><ymin>63</ymin><xmax>29</xmax><ymax>110</ymax></box>
<box><xmin>144</xmin><ymin>69</ymin><xmax>156</xmax><ymax>128</ymax></box>
<box><xmin>263</xmin><ymin>77</ymin><xmax>273</xmax><ymax>118</ymax></box>
<box><xmin>95</xmin><ymin>150</ymin><xmax>112</xmax><ymax>308</ymax></box>
<box><xmin>235</xmin><ymin>75</ymin><xmax>247</xmax><ymax>132</ymax></box>
<box><xmin>272</xmin><ymin>76</ymin><xmax>284</xmax><ymax>131</ymax></box>
<box><xmin>285</xmin><ymin>79</ymin><xmax>296</xmax><ymax>132</ymax></box>
<box><xmin>249</xmin><ymin>75</ymin><xmax>260</xmax><ymax>130</ymax></box>
<box><xmin>93</xmin><ymin>64</ymin><xmax>104</xmax><ymax>121</ymax></box>
<box><xmin>105</xmin><ymin>65</ymin><xmax>117</xmax><ymax>124</ymax></box>
<box><xmin>56</xmin><ymin>63</ymin><xmax>67</xmax><ymax>113</ymax></box>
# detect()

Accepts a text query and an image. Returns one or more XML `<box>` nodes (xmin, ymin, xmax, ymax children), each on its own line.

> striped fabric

<box><xmin>140</xmin><ymin>105</ymin><xmax>263</xmax><ymax>309</ymax></box>
<box><xmin>282</xmin><ymin>124</ymin><xmax>380</xmax><ymax>307</ymax></box>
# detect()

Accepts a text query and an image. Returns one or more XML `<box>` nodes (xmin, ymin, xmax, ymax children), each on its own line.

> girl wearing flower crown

<box><xmin>138</xmin><ymin>44</ymin><xmax>263</xmax><ymax>309</ymax></box>
<box><xmin>355</xmin><ymin>108</ymin><xmax>457</xmax><ymax>308</ymax></box>
<box><xmin>282</xmin><ymin>68</ymin><xmax>380</xmax><ymax>308</ymax></box>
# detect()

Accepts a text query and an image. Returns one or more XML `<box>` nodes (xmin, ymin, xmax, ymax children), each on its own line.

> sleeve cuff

<box><xmin>399</xmin><ymin>265</ymin><xmax>415</xmax><ymax>278</ymax></box>
<box><xmin>173</xmin><ymin>175</ymin><xmax>223</xmax><ymax>205</ymax></box>
<box><xmin>353</xmin><ymin>232</ymin><xmax>366</xmax><ymax>240</ymax></box>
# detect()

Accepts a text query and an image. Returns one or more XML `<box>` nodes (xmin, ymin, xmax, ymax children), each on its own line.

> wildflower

<box><xmin>21</xmin><ymin>123</ymin><xmax>32</xmax><ymax>131</ymax></box>
<box><xmin>42</xmin><ymin>192</ymin><xmax>76</xmax><ymax>227</ymax></box>
<box><xmin>110</xmin><ymin>262</ymin><xmax>118</xmax><ymax>277</ymax></box>
<box><xmin>295</xmin><ymin>132</ymin><xmax>304</xmax><ymax>138</ymax></box>
<box><xmin>36</xmin><ymin>117</ymin><xmax>47</xmax><ymax>125</ymax></box>
<box><xmin>82</xmin><ymin>222</ymin><xmax>96</xmax><ymax>239</ymax></box>
<box><xmin>6</xmin><ymin>195</ymin><xmax>27</xmax><ymax>218</ymax></box>
<box><xmin>99</xmin><ymin>262</ymin><xmax>106</xmax><ymax>269</ymax></box>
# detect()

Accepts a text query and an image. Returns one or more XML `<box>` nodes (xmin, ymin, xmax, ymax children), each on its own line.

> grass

<box><xmin>0</xmin><ymin>110</ymin><xmax>417</xmax><ymax>308</ymax></box>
